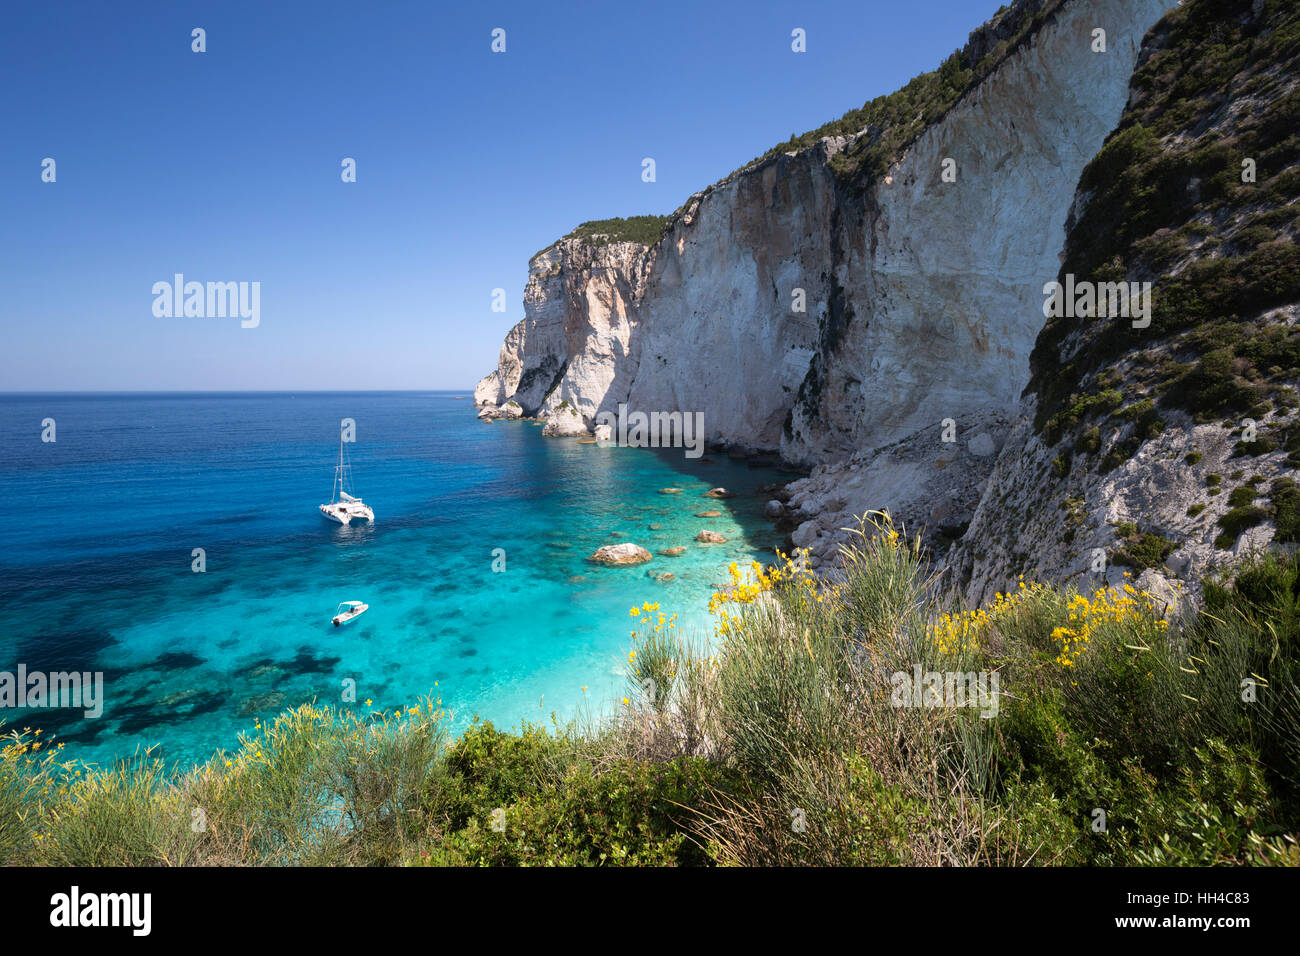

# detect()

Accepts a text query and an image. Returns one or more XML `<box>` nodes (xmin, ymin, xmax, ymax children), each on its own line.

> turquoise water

<box><xmin>2</xmin><ymin>392</ymin><xmax>795</xmax><ymax>768</ymax></box>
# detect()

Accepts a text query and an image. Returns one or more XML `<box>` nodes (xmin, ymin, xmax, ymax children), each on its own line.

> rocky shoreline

<box><xmin>469</xmin><ymin>401</ymin><xmax>987</xmax><ymax>573</ymax></box>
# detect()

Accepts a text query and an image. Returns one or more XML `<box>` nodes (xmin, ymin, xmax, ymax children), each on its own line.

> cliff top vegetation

<box><xmin>532</xmin><ymin>215</ymin><xmax>671</xmax><ymax>261</ymax></box>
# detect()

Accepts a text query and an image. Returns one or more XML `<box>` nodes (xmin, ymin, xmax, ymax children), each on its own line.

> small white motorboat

<box><xmin>320</xmin><ymin>433</ymin><xmax>374</xmax><ymax>524</ymax></box>
<box><xmin>332</xmin><ymin>601</ymin><xmax>369</xmax><ymax>626</ymax></box>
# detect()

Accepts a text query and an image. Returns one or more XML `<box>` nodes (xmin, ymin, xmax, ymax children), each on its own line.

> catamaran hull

<box><xmin>319</xmin><ymin>504</ymin><xmax>374</xmax><ymax>524</ymax></box>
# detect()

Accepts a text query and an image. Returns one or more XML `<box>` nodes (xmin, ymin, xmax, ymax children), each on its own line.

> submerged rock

<box><xmin>696</xmin><ymin>510</ymin><xmax>722</xmax><ymax>518</ymax></box>
<box><xmin>659</xmin><ymin>546</ymin><xmax>687</xmax><ymax>556</ymax></box>
<box><xmin>703</xmin><ymin>487</ymin><xmax>734</xmax><ymax>499</ymax></box>
<box><xmin>696</xmin><ymin>530</ymin><xmax>727</xmax><ymax>543</ymax></box>
<box><xmin>237</xmin><ymin>691</ymin><xmax>286</xmax><ymax>716</ymax></box>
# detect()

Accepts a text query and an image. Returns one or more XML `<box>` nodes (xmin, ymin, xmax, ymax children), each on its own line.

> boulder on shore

<box><xmin>541</xmin><ymin>402</ymin><xmax>588</xmax><ymax>437</ymax></box>
<box><xmin>477</xmin><ymin>400</ymin><xmax>525</xmax><ymax>421</ymax></box>
<box><xmin>588</xmin><ymin>543</ymin><xmax>652</xmax><ymax>565</ymax></box>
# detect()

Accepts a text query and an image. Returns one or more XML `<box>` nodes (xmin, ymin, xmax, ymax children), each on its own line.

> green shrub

<box><xmin>427</xmin><ymin>757</ymin><xmax>723</xmax><ymax>866</ymax></box>
<box><xmin>1235</xmin><ymin>225</ymin><xmax>1276</xmax><ymax>249</ymax></box>
<box><xmin>1271</xmin><ymin>477</ymin><xmax>1300</xmax><ymax>542</ymax></box>
<box><xmin>1113</xmin><ymin>530</ymin><xmax>1177</xmax><ymax>570</ymax></box>
<box><xmin>1228</xmin><ymin>486</ymin><xmax>1259</xmax><ymax>507</ymax></box>
<box><xmin>534</xmin><ymin>215</ymin><xmax>671</xmax><ymax>259</ymax></box>
<box><xmin>431</xmin><ymin>721</ymin><xmax>569</xmax><ymax>831</ymax></box>
<box><xmin>1216</xmin><ymin>504</ymin><xmax>1268</xmax><ymax>549</ymax></box>
<box><xmin>1127</xmin><ymin>740</ymin><xmax>1291</xmax><ymax>866</ymax></box>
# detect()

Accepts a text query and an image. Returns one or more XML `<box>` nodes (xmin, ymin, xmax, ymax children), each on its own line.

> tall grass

<box><xmin>616</xmin><ymin>514</ymin><xmax>1300</xmax><ymax>865</ymax></box>
<box><xmin>2</xmin><ymin>698</ymin><xmax>446</xmax><ymax>866</ymax></box>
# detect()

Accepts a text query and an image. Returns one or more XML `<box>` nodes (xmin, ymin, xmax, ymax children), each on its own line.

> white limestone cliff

<box><xmin>476</xmin><ymin>0</ymin><xmax>1180</xmax><ymax>582</ymax></box>
<box><xmin>474</xmin><ymin>239</ymin><xmax>652</xmax><ymax>423</ymax></box>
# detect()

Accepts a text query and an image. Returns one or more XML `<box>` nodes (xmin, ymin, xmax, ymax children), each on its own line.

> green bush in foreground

<box><xmin>3</xmin><ymin>515</ymin><xmax>1299</xmax><ymax>866</ymax></box>
<box><xmin>423</xmin><ymin>725</ymin><xmax>722</xmax><ymax>866</ymax></box>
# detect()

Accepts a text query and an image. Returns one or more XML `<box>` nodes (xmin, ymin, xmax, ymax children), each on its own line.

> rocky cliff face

<box><xmin>950</xmin><ymin>0</ymin><xmax>1300</xmax><ymax>607</ymax></box>
<box><xmin>474</xmin><ymin>239</ymin><xmax>653</xmax><ymax>421</ymax></box>
<box><xmin>475</xmin><ymin>141</ymin><xmax>838</xmax><ymax>447</ymax></box>
<box><xmin>476</xmin><ymin>0</ymin><xmax>1300</xmax><ymax>599</ymax></box>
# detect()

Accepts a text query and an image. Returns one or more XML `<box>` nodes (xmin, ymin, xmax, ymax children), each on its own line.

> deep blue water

<box><xmin>1</xmin><ymin>392</ymin><xmax>794</xmax><ymax>768</ymax></box>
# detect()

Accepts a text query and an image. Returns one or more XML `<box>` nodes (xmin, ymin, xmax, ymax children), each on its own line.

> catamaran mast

<box><xmin>332</xmin><ymin>433</ymin><xmax>344</xmax><ymax>504</ymax></box>
<box><xmin>319</xmin><ymin>426</ymin><xmax>372</xmax><ymax>523</ymax></box>
<box><xmin>332</xmin><ymin>432</ymin><xmax>355</xmax><ymax>503</ymax></box>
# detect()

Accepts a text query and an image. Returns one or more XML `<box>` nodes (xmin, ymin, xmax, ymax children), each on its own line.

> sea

<box><xmin>1</xmin><ymin>391</ymin><xmax>797</xmax><ymax>769</ymax></box>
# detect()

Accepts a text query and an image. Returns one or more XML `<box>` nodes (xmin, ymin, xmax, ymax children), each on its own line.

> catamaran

<box><xmin>319</xmin><ymin>434</ymin><xmax>374</xmax><ymax>524</ymax></box>
<box><xmin>332</xmin><ymin>601</ymin><xmax>369</xmax><ymax>626</ymax></box>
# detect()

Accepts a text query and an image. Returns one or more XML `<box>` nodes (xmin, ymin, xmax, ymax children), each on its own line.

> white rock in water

<box><xmin>542</xmin><ymin>402</ymin><xmax>588</xmax><ymax>436</ymax></box>
<box><xmin>588</xmin><ymin>543</ymin><xmax>652</xmax><ymax>565</ymax></box>
<box><xmin>477</xmin><ymin>401</ymin><xmax>524</xmax><ymax>421</ymax></box>
<box><xmin>474</xmin><ymin>368</ymin><xmax>505</xmax><ymax>407</ymax></box>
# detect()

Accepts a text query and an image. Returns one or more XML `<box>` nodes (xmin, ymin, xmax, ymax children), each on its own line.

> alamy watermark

<box><xmin>50</xmin><ymin>886</ymin><xmax>150</xmax><ymax>936</ymax></box>
<box><xmin>1043</xmin><ymin>274</ymin><xmax>1152</xmax><ymax>329</ymax></box>
<box><xmin>0</xmin><ymin>664</ymin><xmax>104</xmax><ymax>718</ymax></box>
<box><xmin>890</xmin><ymin>665</ymin><xmax>999</xmax><ymax>719</ymax></box>
<box><xmin>152</xmin><ymin>274</ymin><xmax>260</xmax><ymax>328</ymax></box>
<box><xmin>594</xmin><ymin>403</ymin><xmax>705</xmax><ymax>459</ymax></box>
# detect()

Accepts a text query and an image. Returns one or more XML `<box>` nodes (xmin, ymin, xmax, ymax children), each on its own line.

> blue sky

<box><xmin>1</xmin><ymin>0</ymin><xmax>1003</xmax><ymax>391</ymax></box>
